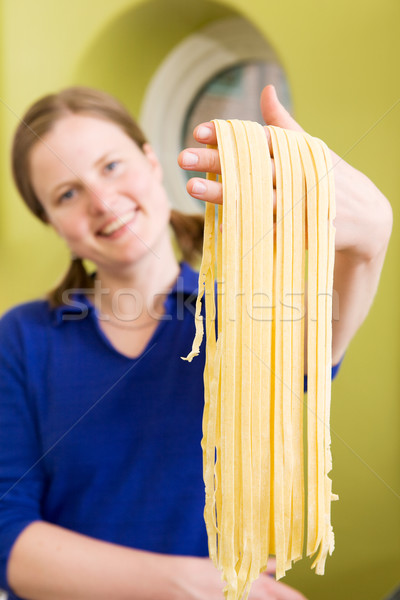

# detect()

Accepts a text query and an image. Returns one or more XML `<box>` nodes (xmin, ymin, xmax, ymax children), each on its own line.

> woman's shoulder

<box><xmin>0</xmin><ymin>298</ymin><xmax>52</xmax><ymax>333</ymax></box>
<box><xmin>0</xmin><ymin>301</ymin><xmax>55</xmax><ymax>367</ymax></box>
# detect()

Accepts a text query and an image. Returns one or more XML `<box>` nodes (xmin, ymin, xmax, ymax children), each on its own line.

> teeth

<box><xmin>100</xmin><ymin>210</ymin><xmax>136</xmax><ymax>236</ymax></box>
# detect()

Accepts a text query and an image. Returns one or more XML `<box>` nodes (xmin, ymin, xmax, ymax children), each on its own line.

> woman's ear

<box><xmin>142</xmin><ymin>143</ymin><xmax>163</xmax><ymax>181</ymax></box>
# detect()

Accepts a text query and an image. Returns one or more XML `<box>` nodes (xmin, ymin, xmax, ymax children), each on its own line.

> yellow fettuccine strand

<box><xmin>182</xmin><ymin>119</ymin><xmax>336</xmax><ymax>598</ymax></box>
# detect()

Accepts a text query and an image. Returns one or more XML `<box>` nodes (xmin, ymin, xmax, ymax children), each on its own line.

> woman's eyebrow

<box><xmin>93</xmin><ymin>150</ymin><xmax>118</xmax><ymax>167</ymax></box>
<box><xmin>50</xmin><ymin>178</ymin><xmax>78</xmax><ymax>197</ymax></box>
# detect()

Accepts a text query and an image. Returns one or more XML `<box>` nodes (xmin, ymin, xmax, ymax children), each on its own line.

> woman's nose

<box><xmin>86</xmin><ymin>183</ymin><xmax>113</xmax><ymax>215</ymax></box>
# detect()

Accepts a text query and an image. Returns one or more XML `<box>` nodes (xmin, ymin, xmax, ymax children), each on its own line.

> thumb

<box><xmin>260</xmin><ymin>85</ymin><xmax>304</xmax><ymax>132</ymax></box>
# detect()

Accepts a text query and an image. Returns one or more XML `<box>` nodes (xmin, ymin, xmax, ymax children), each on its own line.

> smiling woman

<box><xmin>11</xmin><ymin>87</ymin><xmax>204</xmax><ymax>307</ymax></box>
<box><xmin>28</xmin><ymin>115</ymin><xmax>171</xmax><ymax>267</ymax></box>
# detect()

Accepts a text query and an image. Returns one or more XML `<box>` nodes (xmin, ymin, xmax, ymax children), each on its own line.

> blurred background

<box><xmin>0</xmin><ymin>0</ymin><xmax>399</xmax><ymax>598</ymax></box>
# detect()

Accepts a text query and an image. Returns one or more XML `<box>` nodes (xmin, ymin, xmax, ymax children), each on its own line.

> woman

<box><xmin>0</xmin><ymin>85</ymin><xmax>392</xmax><ymax>600</ymax></box>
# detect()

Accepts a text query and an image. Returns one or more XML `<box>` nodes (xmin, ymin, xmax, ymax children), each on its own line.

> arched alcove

<box><xmin>73</xmin><ymin>0</ymin><xmax>238</xmax><ymax>117</ymax></box>
<box><xmin>140</xmin><ymin>16</ymin><xmax>291</xmax><ymax>213</ymax></box>
<box><xmin>73</xmin><ymin>1</ymin><xmax>291</xmax><ymax>213</ymax></box>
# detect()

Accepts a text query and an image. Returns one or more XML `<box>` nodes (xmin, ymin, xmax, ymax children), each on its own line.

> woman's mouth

<box><xmin>97</xmin><ymin>209</ymin><xmax>138</xmax><ymax>238</ymax></box>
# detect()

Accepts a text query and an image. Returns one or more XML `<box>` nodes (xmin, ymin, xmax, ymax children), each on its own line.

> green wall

<box><xmin>1</xmin><ymin>1</ymin><xmax>399</xmax><ymax>598</ymax></box>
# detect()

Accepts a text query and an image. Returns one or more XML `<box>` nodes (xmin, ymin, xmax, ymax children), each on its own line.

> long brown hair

<box><xmin>11</xmin><ymin>86</ymin><xmax>204</xmax><ymax>306</ymax></box>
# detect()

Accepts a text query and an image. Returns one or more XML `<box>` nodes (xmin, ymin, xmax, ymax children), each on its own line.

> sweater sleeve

<box><xmin>303</xmin><ymin>356</ymin><xmax>343</xmax><ymax>393</ymax></box>
<box><xmin>0</xmin><ymin>310</ymin><xmax>44</xmax><ymax>592</ymax></box>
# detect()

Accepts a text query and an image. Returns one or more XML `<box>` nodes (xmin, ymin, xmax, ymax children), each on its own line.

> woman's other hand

<box><xmin>174</xmin><ymin>555</ymin><xmax>308</xmax><ymax>600</ymax></box>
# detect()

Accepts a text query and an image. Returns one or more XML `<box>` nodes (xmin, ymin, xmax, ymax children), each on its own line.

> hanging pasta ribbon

<box><xmin>182</xmin><ymin>119</ymin><xmax>336</xmax><ymax>599</ymax></box>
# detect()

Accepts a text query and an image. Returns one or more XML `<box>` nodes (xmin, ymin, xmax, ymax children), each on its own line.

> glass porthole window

<box><xmin>181</xmin><ymin>61</ymin><xmax>291</xmax><ymax>193</ymax></box>
<box><xmin>140</xmin><ymin>18</ymin><xmax>292</xmax><ymax>214</ymax></box>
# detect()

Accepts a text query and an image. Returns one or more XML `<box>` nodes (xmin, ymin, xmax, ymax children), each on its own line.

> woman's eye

<box><xmin>104</xmin><ymin>160</ymin><xmax>119</xmax><ymax>173</ymax></box>
<box><xmin>58</xmin><ymin>189</ymin><xmax>75</xmax><ymax>203</ymax></box>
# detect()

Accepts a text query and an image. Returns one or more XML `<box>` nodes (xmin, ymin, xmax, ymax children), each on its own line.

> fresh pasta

<box><xmin>182</xmin><ymin>119</ymin><xmax>336</xmax><ymax>599</ymax></box>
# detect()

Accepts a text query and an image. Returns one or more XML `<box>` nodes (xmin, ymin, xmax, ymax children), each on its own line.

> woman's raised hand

<box><xmin>179</xmin><ymin>84</ymin><xmax>392</xmax><ymax>262</ymax></box>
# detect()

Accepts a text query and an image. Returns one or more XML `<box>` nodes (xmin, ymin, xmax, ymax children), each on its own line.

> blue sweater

<box><xmin>0</xmin><ymin>263</ymin><xmax>341</xmax><ymax>597</ymax></box>
<box><xmin>0</xmin><ymin>264</ymin><xmax>208</xmax><ymax>597</ymax></box>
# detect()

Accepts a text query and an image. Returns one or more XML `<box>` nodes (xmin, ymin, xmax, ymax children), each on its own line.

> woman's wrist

<box><xmin>333</xmin><ymin>159</ymin><xmax>393</xmax><ymax>264</ymax></box>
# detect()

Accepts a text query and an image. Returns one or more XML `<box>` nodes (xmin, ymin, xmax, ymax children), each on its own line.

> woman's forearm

<box><xmin>331</xmin><ymin>243</ymin><xmax>390</xmax><ymax>364</ymax></box>
<box><xmin>7</xmin><ymin>521</ymin><xmax>182</xmax><ymax>600</ymax></box>
<box><xmin>330</xmin><ymin>162</ymin><xmax>393</xmax><ymax>364</ymax></box>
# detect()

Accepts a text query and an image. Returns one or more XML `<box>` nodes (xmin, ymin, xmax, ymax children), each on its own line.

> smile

<box><xmin>98</xmin><ymin>209</ymin><xmax>137</xmax><ymax>237</ymax></box>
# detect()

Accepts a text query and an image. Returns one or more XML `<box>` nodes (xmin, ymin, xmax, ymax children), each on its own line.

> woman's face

<box><xmin>29</xmin><ymin>114</ymin><xmax>171</xmax><ymax>272</ymax></box>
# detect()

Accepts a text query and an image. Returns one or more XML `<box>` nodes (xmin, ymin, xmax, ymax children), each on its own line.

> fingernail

<box><xmin>192</xmin><ymin>180</ymin><xmax>207</xmax><ymax>194</ymax></box>
<box><xmin>181</xmin><ymin>151</ymin><xmax>199</xmax><ymax>167</ymax></box>
<box><xmin>196</xmin><ymin>125</ymin><xmax>213</xmax><ymax>140</ymax></box>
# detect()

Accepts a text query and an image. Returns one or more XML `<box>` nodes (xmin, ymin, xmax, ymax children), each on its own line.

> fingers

<box><xmin>193</xmin><ymin>122</ymin><xmax>217</xmax><ymax>146</ymax></box>
<box><xmin>179</xmin><ymin>118</ymin><xmax>277</xmax><ymax>206</ymax></box>
<box><xmin>250</xmin><ymin>573</ymin><xmax>308</xmax><ymax>600</ymax></box>
<box><xmin>186</xmin><ymin>177</ymin><xmax>277</xmax><ymax>209</ymax></box>
<box><xmin>181</xmin><ymin>85</ymin><xmax>305</xmax><ymax>180</ymax></box>
<box><xmin>260</xmin><ymin>85</ymin><xmax>304</xmax><ymax>133</ymax></box>
<box><xmin>187</xmin><ymin>177</ymin><xmax>222</xmax><ymax>205</ymax></box>
<box><xmin>265</xmin><ymin>557</ymin><xmax>276</xmax><ymax>575</ymax></box>
<box><xmin>180</xmin><ymin>147</ymin><xmax>275</xmax><ymax>188</ymax></box>
<box><xmin>191</xmin><ymin>121</ymin><xmax>274</xmax><ymax>154</ymax></box>
<box><xmin>178</xmin><ymin>147</ymin><xmax>221</xmax><ymax>174</ymax></box>
<box><xmin>179</xmin><ymin>122</ymin><xmax>274</xmax><ymax>165</ymax></box>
